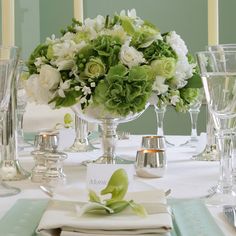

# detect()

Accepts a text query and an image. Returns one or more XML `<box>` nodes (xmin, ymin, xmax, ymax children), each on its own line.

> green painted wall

<box><xmin>11</xmin><ymin>0</ymin><xmax>236</xmax><ymax>134</ymax></box>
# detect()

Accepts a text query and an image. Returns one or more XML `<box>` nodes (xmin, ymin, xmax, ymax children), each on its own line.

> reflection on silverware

<box><xmin>40</xmin><ymin>185</ymin><xmax>53</xmax><ymax>198</ymax></box>
<box><xmin>135</xmin><ymin>149</ymin><xmax>166</xmax><ymax>178</ymax></box>
<box><xmin>118</xmin><ymin>131</ymin><xmax>130</xmax><ymax>140</ymax></box>
<box><xmin>223</xmin><ymin>205</ymin><xmax>236</xmax><ymax>228</ymax></box>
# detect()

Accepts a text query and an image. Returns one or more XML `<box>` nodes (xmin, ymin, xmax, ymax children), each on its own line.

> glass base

<box><xmin>204</xmin><ymin>190</ymin><xmax>236</xmax><ymax>206</ymax></box>
<box><xmin>65</xmin><ymin>138</ymin><xmax>98</xmax><ymax>152</ymax></box>
<box><xmin>0</xmin><ymin>160</ymin><xmax>30</xmax><ymax>181</ymax></box>
<box><xmin>165</xmin><ymin>139</ymin><xmax>175</xmax><ymax>147</ymax></box>
<box><xmin>179</xmin><ymin>138</ymin><xmax>198</xmax><ymax>148</ymax></box>
<box><xmin>0</xmin><ymin>182</ymin><xmax>20</xmax><ymax>197</ymax></box>
<box><xmin>192</xmin><ymin>144</ymin><xmax>219</xmax><ymax>161</ymax></box>
<box><xmin>80</xmin><ymin>155</ymin><xmax>134</xmax><ymax>166</ymax></box>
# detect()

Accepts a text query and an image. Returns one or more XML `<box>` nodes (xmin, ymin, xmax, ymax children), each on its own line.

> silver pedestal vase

<box><xmin>66</xmin><ymin>112</ymin><xmax>97</xmax><ymax>152</ymax></box>
<box><xmin>72</xmin><ymin>104</ymin><xmax>148</xmax><ymax>164</ymax></box>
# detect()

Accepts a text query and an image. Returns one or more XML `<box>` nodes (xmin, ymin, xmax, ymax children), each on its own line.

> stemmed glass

<box><xmin>154</xmin><ymin>104</ymin><xmax>175</xmax><ymax>147</ymax></box>
<box><xmin>16</xmin><ymin>63</ymin><xmax>31</xmax><ymax>151</ymax></box>
<box><xmin>0</xmin><ymin>46</ymin><xmax>20</xmax><ymax>196</ymax></box>
<box><xmin>180</xmin><ymin>89</ymin><xmax>204</xmax><ymax>148</ymax></box>
<box><xmin>197</xmin><ymin>50</ymin><xmax>236</xmax><ymax>205</ymax></box>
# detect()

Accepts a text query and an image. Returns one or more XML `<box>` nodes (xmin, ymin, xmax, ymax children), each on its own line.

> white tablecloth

<box><xmin>0</xmin><ymin>132</ymin><xmax>235</xmax><ymax>236</ymax></box>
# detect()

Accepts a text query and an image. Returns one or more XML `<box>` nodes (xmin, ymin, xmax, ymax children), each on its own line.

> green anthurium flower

<box><xmin>101</xmin><ymin>168</ymin><xmax>129</xmax><ymax>204</ymax></box>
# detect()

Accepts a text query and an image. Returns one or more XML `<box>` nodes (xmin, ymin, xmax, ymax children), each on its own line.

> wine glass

<box><xmin>0</xmin><ymin>46</ymin><xmax>21</xmax><ymax>196</ymax></box>
<box><xmin>180</xmin><ymin>89</ymin><xmax>204</xmax><ymax>148</ymax></box>
<box><xmin>16</xmin><ymin>63</ymin><xmax>31</xmax><ymax>151</ymax></box>
<box><xmin>197</xmin><ymin>50</ymin><xmax>236</xmax><ymax>205</ymax></box>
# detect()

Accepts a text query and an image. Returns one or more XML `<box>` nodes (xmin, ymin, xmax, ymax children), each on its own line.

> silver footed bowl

<box><xmin>72</xmin><ymin>103</ymin><xmax>149</xmax><ymax>164</ymax></box>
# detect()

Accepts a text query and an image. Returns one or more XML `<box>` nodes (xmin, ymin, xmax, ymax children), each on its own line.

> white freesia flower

<box><xmin>39</xmin><ymin>65</ymin><xmax>61</xmax><ymax>90</ymax></box>
<box><xmin>166</xmin><ymin>31</ymin><xmax>188</xmax><ymax>56</ymax></box>
<box><xmin>52</xmin><ymin>40</ymin><xmax>84</xmax><ymax>59</ymax></box>
<box><xmin>34</xmin><ymin>57</ymin><xmax>47</xmax><ymax>70</ymax></box>
<box><xmin>152</xmin><ymin>76</ymin><xmax>169</xmax><ymax>95</ymax></box>
<box><xmin>58</xmin><ymin>80</ymin><xmax>71</xmax><ymax>98</ymax></box>
<box><xmin>148</xmin><ymin>93</ymin><xmax>158</xmax><ymax>105</ymax></box>
<box><xmin>46</xmin><ymin>34</ymin><xmax>60</xmax><ymax>44</ymax></box>
<box><xmin>82</xmin><ymin>86</ymin><xmax>92</xmax><ymax>96</ymax></box>
<box><xmin>54</xmin><ymin>58</ymin><xmax>74</xmax><ymax>71</ymax></box>
<box><xmin>170</xmin><ymin>95</ymin><xmax>180</xmax><ymax>106</ymax></box>
<box><xmin>119</xmin><ymin>42</ymin><xmax>145</xmax><ymax>68</ymax></box>
<box><xmin>61</xmin><ymin>32</ymin><xmax>75</xmax><ymax>41</ymax></box>
<box><xmin>166</xmin><ymin>31</ymin><xmax>194</xmax><ymax>85</ymax></box>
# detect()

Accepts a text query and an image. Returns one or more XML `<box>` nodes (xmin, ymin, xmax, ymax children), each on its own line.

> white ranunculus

<box><xmin>24</xmin><ymin>74</ymin><xmax>54</xmax><ymax>105</ymax></box>
<box><xmin>119</xmin><ymin>44</ymin><xmax>145</xmax><ymax>68</ymax></box>
<box><xmin>39</xmin><ymin>64</ymin><xmax>61</xmax><ymax>90</ymax></box>
<box><xmin>152</xmin><ymin>76</ymin><xmax>169</xmax><ymax>95</ymax></box>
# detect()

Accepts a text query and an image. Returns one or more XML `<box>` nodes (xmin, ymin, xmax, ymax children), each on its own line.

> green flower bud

<box><xmin>46</xmin><ymin>44</ymin><xmax>54</xmax><ymax>60</ymax></box>
<box><xmin>151</xmin><ymin>57</ymin><xmax>176</xmax><ymax>78</ymax></box>
<box><xmin>84</xmin><ymin>58</ymin><xmax>106</xmax><ymax>78</ymax></box>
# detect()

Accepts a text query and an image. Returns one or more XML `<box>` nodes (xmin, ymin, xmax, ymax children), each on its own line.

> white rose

<box><xmin>119</xmin><ymin>44</ymin><xmax>145</xmax><ymax>68</ymax></box>
<box><xmin>39</xmin><ymin>64</ymin><xmax>61</xmax><ymax>90</ymax></box>
<box><xmin>24</xmin><ymin>74</ymin><xmax>54</xmax><ymax>105</ymax></box>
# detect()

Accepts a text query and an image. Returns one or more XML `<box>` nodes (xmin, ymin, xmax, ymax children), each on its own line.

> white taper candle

<box><xmin>1</xmin><ymin>0</ymin><xmax>15</xmax><ymax>46</ymax></box>
<box><xmin>208</xmin><ymin>0</ymin><xmax>219</xmax><ymax>45</ymax></box>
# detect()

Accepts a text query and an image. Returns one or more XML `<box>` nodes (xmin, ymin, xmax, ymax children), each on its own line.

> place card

<box><xmin>86</xmin><ymin>164</ymin><xmax>135</xmax><ymax>193</ymax></box>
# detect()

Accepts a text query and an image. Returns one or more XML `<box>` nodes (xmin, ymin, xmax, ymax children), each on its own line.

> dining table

<box><xmin>0</xmin><ymin>129</ymin><xmax>235</xmax><ymax>236</ymax></box>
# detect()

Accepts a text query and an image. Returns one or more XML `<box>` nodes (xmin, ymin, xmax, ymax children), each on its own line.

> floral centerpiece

<box><xmin>25</xmin><ymin>9</ymin><xmax>201</xmax><ymax>116</ymax></box>
<box><xmin>24</xmin><ymin>9</ymin><xmax>201</xmax><ymax>162</ymax></box>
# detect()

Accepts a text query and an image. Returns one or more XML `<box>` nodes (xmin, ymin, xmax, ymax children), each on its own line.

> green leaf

<box><xmin>107</xmin><ymin>200</ymin><xmax>130</xmax><ymax>214</ymax></box>
<box><xmin>128</xmin><ymin>200</ymin><xmax>147</xmax><ymax>217</ymax></box>
<box><xmin>89</xmin><ymin>190</ymin><xmax>101</xmax><ymax>203</ymax></box>
<box><xmin>185</xmin><ymin>73</ymin><xmax>203</xmax><ymax>88</ymax></box>
<box><xmin>77</xmin><ymin>202</ymin><xmax>114</xmax><ymax>216</ymax></box>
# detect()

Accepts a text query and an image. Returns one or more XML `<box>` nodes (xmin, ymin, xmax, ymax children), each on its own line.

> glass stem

<box><xmin>154</xmin><ymin>105</ymin><xmax>166</xmax><ymax>136</ymax></box>
<box><xmin>17</xmin><ymin>112</ymin><xmax>24</xmax><ymax>142</ymax></box>
<box><xmin>189</xmin><ymin>110</ymin><xmax>199</xmax><ymax>141</ymax></box>
<box><xmin>74</xmin><ymin>114</ymin><xmax>88</xmax><ymax>143</ymax></box>
<box><xmin>217</xmin><ymin>133</ymin><xmax>233</xmax><ymax>194</ymax></box>
<box><xmin>100</xmin><ymin>119</ymin><xmax>118</xmax><ymax>163</ymax></box>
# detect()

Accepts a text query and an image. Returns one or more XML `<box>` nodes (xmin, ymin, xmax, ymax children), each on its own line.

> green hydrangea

<box><xmin>93</xmin><ymin>64</ymin><xmax>154</xmax><ymax>116</ymax></box>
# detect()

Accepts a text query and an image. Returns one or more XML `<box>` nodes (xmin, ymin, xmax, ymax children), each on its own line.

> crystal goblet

<box><xmin>180</xmin><ymin>88</ymin><xmax>204</xmax><ymax>148</ymax></box>
<box><xmin>72</xmin><ymin>103</ymin><xmax>148</xmax><ymax>164</ymax></box>
<box><xmin>0</xmin><ymin>46</ymin><xmax>21</xmax><ymax>196</ymax></box>
<box><xmin>197</xmin><ymin>50</ymin><xmax>236</xmax><ymax>205</ymax></box>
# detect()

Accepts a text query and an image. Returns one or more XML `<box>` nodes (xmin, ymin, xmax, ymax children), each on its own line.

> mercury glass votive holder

<box><xmin>135</xmin><ymin>149</ymin><xmax>167</xmax><ymax>178</ymax></box>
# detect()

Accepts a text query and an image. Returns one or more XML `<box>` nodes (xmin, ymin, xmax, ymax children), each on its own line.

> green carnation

<box><xmin>151</xmin><ymin>57</ymin><xmax>176</xmax><ymax>78</ymax></box>
<box><xmin>84</xmin><ymin>58</ymin><xmax>106</xmax><ymax>78</ymax></box>
<box><xmin>93</xmin><ymin>64</ymin><xmax>153</xmax><ymax>116</ymax></box>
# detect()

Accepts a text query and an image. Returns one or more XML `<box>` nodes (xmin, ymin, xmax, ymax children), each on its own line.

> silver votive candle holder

<box><xmin>135</xmin><ymin>149</ymin><xmax>167</xmax><ymax>178</ymax></box>
<box><xmin>141</xmin><ymin>135</ymin><xmax>166</xmax><ymax>150</ymax></box>
<box><xmin>30</xmin><ymin>131</ymin><xmax>60</xmax><ymax>183</ymax></box>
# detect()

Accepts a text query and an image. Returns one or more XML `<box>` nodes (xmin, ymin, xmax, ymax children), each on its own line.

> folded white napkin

<box><xmin>36</xmin><ymin>188</ymin><xmax>173</xmax><ymax>236</ymax></box>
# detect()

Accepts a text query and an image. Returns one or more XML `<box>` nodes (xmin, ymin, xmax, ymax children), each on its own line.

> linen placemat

<box><xmin>0</xmin><ymin>198</ymin><xmax>226</xmax><ymax>236</ymax></box>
